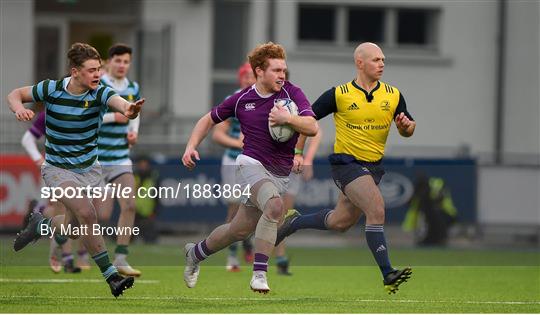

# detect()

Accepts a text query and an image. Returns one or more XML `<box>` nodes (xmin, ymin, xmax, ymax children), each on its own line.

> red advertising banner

<box><xmin>0</xmin><ymin>155</ymin><xmax>42</xmax><ymax>227</ymax></box>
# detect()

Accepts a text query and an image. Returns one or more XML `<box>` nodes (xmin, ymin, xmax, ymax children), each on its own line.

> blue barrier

<box><xmin>150</xmin><ymin>157</ymin><xmax>476</xmax><ymax>225</ymax></box>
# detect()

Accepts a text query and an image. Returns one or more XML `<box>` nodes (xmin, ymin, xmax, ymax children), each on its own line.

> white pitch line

<box><xmin>0</xmin><ymin>278</ymin><xmax>159</xmax><ymax>284</ymax></box>
<box><xmin>0</xmin><ymin>295</ymin><xmax>538</xmax><ymax>305</ymax></box>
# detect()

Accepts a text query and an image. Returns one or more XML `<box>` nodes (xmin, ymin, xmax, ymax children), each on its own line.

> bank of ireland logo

<box><xmin>379</xmin><ymin>172</ymin><xmax>414</xmax><ymax>208</ymax></box>
<box><xmin>380</xmin><ymin>100</ymin><xmax>390</xmax><ymax>111</ymax></box>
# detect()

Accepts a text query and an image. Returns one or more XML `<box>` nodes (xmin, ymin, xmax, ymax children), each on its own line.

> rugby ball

<box><xmin>268</xmin><ymin>98</ymin><xmax>298</xmax><ymax>142</ymax></box>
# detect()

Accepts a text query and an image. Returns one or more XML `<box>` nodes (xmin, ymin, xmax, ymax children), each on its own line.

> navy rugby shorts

<box><xmin>328</xmin><ymin>153</ymin><xmax>385</xmax><ymax>193</ymax></box>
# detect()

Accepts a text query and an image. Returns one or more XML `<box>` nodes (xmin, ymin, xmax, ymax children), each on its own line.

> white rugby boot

<box><xmin>250</xmin><ymin>271</ymin><xmax>270</xmax><ymax>294</ymax></box>
<box><xmin>183</xmin><ymin>243</ymin><xmax>200</xmax><ymax>288</ymax></box>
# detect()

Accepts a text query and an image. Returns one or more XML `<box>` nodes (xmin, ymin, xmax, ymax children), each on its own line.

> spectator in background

<box><xmin>403</xmin><ymin>173</ymin><xmax>457</xmax><ymax>246</ymax></box>
<box><xmin>133</xmin><ymin>156</ymin><xmax>160</xmax><ymax>244</ymax></box>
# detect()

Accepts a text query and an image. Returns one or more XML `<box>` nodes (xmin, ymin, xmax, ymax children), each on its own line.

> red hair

<box><xmin>248</xmin><ymin>42</ymin><xmax>286</xmax><ymax>76</ymax></box>
<box><xmin>237</xmin><ymin>62</ymin><xmax>252</xmax><ymax>84</ymax></box>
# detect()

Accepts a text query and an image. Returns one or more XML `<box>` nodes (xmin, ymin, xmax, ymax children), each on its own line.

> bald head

<box><xmin>353</xmin><ymin>42</ymin><xmax>385</xmax><ymax>82</ymax></box>
<box><xmin>354</xmin><ymin>42</ymin><xmax>382</xmax><ymax>62</ymax></box>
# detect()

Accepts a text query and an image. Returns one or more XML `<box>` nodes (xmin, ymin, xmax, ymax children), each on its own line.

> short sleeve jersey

<box><xmin>31</xmin><ymin>77</ymin><xmax>117</xmax><ymax>172</ymax></box>
<box><xmin>313</xmin><ymin>80</ymin><xmax>413</xmax><ymax>162</ymax></box>
<box><xmin>211</xmin><ymin>81</ymin><xmax>315</xmax><ymax>176</ymax></box>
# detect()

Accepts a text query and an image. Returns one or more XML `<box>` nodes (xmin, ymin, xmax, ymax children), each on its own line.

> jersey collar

<box><xmin>62</xmin><ymin>77</ymin><xmax>90</xmax><ymax>97</ymax></box>
<box><xmin>351</xmin><ymin>80</ymin><xmax>380</xmax><ymax>103</ymax></box>
<box><xmin>101</xmin><ymin>74</ymin><xmax>129</xmax><ymax>91</ymax></box>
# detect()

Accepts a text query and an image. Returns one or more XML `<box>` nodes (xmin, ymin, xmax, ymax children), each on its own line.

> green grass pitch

<box><xmin>1</xmin><ymin>239</ymin><xmax>538</xmax><ymax>313</ymax></box>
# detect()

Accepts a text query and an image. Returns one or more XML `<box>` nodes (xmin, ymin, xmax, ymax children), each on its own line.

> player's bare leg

<box><xmin>274</xmin><ymin>193</ymin><xmax>296</xmax><ymax>275</ymax></box>
<box><xmin>225</xmin><ymin>202</ymin><xmax>241</xmax><ymax>271</ymax></box>
<box><xmin>14</xmin><ymin>182</ymin><xmax>134</xmax><ymax>296</ymax></box>
<box><xmin>48</xmin><ymin>201</ymin><xmax>81</xmax><ymax>273</ymax></box>
<box><xmin>56</xmin><ymin>186</ymin><xmax>108</xmax><ymax>255</ymax></box>
<box><xmin>207</xmin><ymin>204</ymin><xmax>260</xmax><ymax>252</ymax></box>
<box><xmin>98</xmin><ymin>188</ymin><xmax>115</xmax><ymax>223</ymax></box>
<box><xmin>324</xmin><ymin>192</ymin><xmax>363</xmax><ymax>232</ymax></box>
<box><xmin>344</xmin><ymin>176</ymin><xmax>412</xmax><ymax>293</ymax></box>
<box><xmin>47</xmin><ymin>202</ymin><xmax>63</xmax><ymax>273</ymax></box>
<box><xmin>76</xmin><ymin>238</ymin><xmax>91</xmax><ymax>270</ymax></box>
<box><xmin>275</xmin><ymin>191</ymin><xmax>362</xmax><ymax>245</ymax></box>
<box><xmin>58</xmin><ymin>186</ymin><xmax>134</xmax><ymax>296</ymax></box>
<box><xmin>110</xmin><ymin>173</ymin><xmax>141</xmax><ymax>276</ymax></box>
<box><xmin>248</xmin><ymin>180</ymin><xmax>286</xmax><ymax>293</ymax></box>
<box><xmin>183</xmin><ymin>179</ymin><xmax>282</xmax><ymax>291</ymax></box>
<box><xmin>183</xmin><ymin>203</ymin><xmax>260</xmax><ymax>288</ymax></box>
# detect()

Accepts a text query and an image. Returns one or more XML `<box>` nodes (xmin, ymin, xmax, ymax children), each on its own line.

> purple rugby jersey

<box><xmin>210</xmin><ymin>81</ymin><xmax>315</xmax><ymax>176</ymax></box>
<box><xmin>29</xmin><ymin>111</ymin><xmax>46</xmax><ymax>139</ymax></box>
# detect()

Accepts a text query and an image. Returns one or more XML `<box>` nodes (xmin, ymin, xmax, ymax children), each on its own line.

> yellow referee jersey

<box><xmin>312</xmin><ymin>80</ymin><xmax>413</xmax><ymax>162</ymax></box>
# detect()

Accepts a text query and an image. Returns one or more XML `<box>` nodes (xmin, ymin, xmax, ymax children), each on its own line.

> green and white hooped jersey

<box><xmin>97</xmin><ymin>76</ymin><xmax>140</xmax><ymax>165</ymax></box>
<box><xmin>31</xmin><ymin>78</ymin><xmax>116</xmax><ymax>173</ymax></box>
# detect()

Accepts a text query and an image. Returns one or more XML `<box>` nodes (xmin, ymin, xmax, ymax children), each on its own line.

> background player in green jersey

<box><xmin>98</xmin><ymin>44</ymin><xmax>142</xmax><ymax>277</ymax></box>
<box><xmin>212</xmin><ymin>62</ymin><xmax>256</xmax><ymax>272</ymax></box>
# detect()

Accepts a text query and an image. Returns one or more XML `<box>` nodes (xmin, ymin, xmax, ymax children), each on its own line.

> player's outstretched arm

<box><xmin>182</xmin><ymin>113</ymin><xmax>216</xmax><ymax>170</ymax></box>
<box><xmin>108</xmin><ymin>95</ymin><xmax>145</xmax><ymax>119</ymax></box>
<box><xmin>103</xmin><ymin>112</ymin><xmax>129</xmax><ymax>124</ymax></box>
<box><xmin>7</xmin><ymin>86</ymin><xmax>35</xmax><ymax>121</ymax></box>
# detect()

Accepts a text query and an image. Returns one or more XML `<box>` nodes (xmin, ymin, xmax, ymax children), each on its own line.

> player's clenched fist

<box><xmin>182</xmin><ymin>148</ymin><xmax>200</xmax><ymax>170</ymax></box>
<box><xmin>15</xmin><ymin>109</ymin><xmax>35</xmax><ymax>121</ymax></box>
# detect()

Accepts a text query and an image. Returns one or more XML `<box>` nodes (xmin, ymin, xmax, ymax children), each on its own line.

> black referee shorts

<box><xmin>328</xmin><ymin>153</ymin><xmax>385</xmax><ymax>193</ymax></box>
